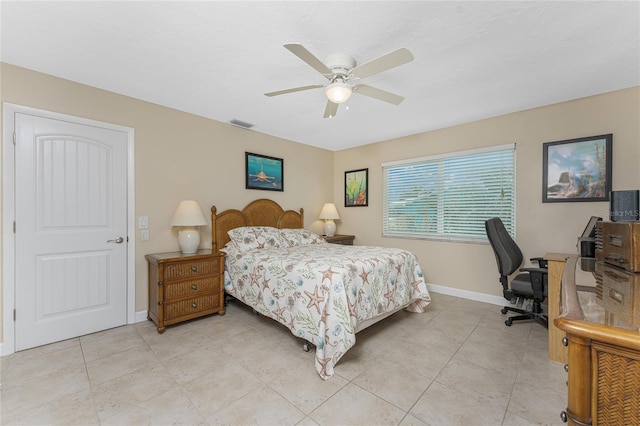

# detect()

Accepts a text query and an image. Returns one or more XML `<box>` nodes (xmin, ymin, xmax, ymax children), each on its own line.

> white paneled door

<box><xmin>14</xmin><ymin>112</ymin><xmax>128</xmax><ymax>351</ymax></box>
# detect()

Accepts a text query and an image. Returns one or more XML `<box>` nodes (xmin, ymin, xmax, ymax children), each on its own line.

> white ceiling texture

<box><xmin>1</xmin><ymin>1</ymin><xmax>638</xmax><ymax>151</ymax></box>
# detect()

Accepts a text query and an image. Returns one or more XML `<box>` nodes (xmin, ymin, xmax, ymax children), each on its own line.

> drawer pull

<box><xmin>560</xmin><ymin>411</ymin><xmax>568</xmax><ymax>423</ymax></box>
<box><xmin>191</xmin><ymin>266</ymin><xmax>198</xmax><ymax>272</ymax></box>
<box><xmin>562</xmin><ymin>337</ymin><xmax>568</xmax><ymax>347</ymax></box>
<box><xmin>604</xmin><ymin>253</ymin><xmax>625</xmax><ymax>264</ymax></box>
<box><xmin>191</xmin><ymin>302</ymin><xmax>197</xmax><ymax>309</ymax></box>
<box><xmin>608</xmin><ymin>289</ymin><xmax>623</xmax><ymax>303</ymax></box>
<box><xmin>191</xmin><ymin>285</ymin><xmax>198</xmax><ymax>291</ymax></box>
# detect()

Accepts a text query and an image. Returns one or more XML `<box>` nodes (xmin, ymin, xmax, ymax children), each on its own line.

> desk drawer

<box><xmin>592</xmin><ymin>342</ymin><xmax>640</xmax><ymax>426</ymax></box>
<box><xmin>596</xmin><ymin>222</ymin><xmax>640</xmax><ymax>272</ymax></box>
<box><xmin>596</xmin><ymin>262</ymin><xmax>640</xmax><ymax>328</ymax></box>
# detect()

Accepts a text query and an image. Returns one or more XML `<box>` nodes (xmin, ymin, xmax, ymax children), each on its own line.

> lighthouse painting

<box><xmin>542</xmin><ymin>134</ymin><xmax>612</xmax><ymax>203</ymax></box>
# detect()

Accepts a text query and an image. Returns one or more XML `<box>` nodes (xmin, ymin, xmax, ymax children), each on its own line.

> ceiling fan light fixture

<box><xmin>325</xmin><ymin>81</ymin><xmax>352</xmax><ymax>104</ymax></box>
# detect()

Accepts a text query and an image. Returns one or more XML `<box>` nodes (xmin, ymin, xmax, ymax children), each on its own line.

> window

<box><xmin>382</xmin><ymin>144</ymin><xmax>515</xmax><ymax>242</ymax></box>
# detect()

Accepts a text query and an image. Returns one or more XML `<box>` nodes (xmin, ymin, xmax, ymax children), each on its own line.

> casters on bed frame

<box><xmin>303</xmin><ymin>342</ymin><xmax>312</xmax><ymax>352</ymax></box>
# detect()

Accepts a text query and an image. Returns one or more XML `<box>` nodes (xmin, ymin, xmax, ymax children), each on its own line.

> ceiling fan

<box><xmin>265</xmin><ymin>43</ymin><xmax>414</xmax><ymax>118</ymax></box>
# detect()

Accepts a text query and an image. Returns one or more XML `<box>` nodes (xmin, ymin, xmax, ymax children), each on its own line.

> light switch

<box><xmin>141</xmin><ymin>230</ymin><xmax>149</xmax><ymax>241</ymax></box>
<box><xmin>138</xmin><ymin>216</ymin><xmax>148</xmax><ymax>229</ymax></box>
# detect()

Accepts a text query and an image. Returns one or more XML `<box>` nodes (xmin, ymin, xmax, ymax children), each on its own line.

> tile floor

<box><xmin>1</xmin><ymin>292</ymin><xmax>567</xmax><ymax>425</ymax></box>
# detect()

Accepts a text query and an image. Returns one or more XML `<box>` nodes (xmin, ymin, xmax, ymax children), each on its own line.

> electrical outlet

<box><xmin>138</xmin><ymin>216</ymin><xmax>148</xmax><ymax>229</ymax></box>
<box><xmin>141</xmin><ymin>230</ymin><xmax>149</xmax><ymax>241</ymax></box>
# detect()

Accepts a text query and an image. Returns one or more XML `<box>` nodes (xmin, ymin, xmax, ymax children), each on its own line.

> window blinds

<box><xmin>382</xmin><ymin>144</ymin><xmax>516</xmax><ymax>242</ymax></box>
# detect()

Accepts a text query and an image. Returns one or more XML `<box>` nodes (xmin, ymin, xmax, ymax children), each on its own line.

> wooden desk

<box><xmin>554</xmin><ymin>256</ymin><xmax>640</xmax><ymax>425</ymax></box>
<box><xmin>545</xmin><ymin>252</ymin><xmax>573</xmax><ymax>363</ymax></box>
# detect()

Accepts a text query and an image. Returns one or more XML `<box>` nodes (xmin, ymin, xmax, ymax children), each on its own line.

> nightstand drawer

<box><xmin>164</xmin><ymin>258</ymin><xmax>221</xmax><ymax>280</ymax></box>
<box><xmin>164</xmin><ymin>276</ymin><xmax>218</xmax><ymax>299</ymax></box>
<box><xmin>163</xmin><ymin>294</ymin><xmax>221</xmax><ymax>320</ymax></box>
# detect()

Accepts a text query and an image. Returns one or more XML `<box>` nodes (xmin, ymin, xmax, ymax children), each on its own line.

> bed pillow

<box><xmin>227</xmin><ymin>226</ymin><xmax>285</xmax><ymax>251</ymax></box>
<box><xmin>280</xmin><ymin>228</ymin><xmax>327</xmax><ymax>247</ymax></box>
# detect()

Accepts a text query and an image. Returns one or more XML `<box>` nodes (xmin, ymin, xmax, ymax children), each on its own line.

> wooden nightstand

<box><xmin>146</xmin><ymin>250</ymin><xmax>225</xmax><ymax>333</ymax></box>
<box><xmin>323</xmin><ymin>234</ymin><xmax>355</xmax><ymax>245</ymax></box>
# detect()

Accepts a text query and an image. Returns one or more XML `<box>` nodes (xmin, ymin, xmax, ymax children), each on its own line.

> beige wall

<box><xmin>335</xmin><ymin>86</ymin><xmax>640</xmax><ymax>297</ymax></box>
<box><xmin>1</xmin><ymin>62</ymin><xmax>638</xmax><ymax>347</ymax></box>
<box><xmin>0</xmin><ymin>63</ymin><xmax>333</xmax><ymax>342</ymax></box>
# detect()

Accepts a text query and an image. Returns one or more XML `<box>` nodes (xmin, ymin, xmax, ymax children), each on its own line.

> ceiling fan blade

<box><xmin>351</xmin><ymin>48</ymin><xmax>414</xmax><ymax>79</ymax></box>
<box><xmin>323</xmin><ymin>100</ymin><xmax>339</xmax><ymax>118</ymax></box>
<box><xmin>284</xmin><ymin>43</ymin><xmax>332</xmax><ymax>78</ymax></box>
<box><xmin>264</xmin><ymin>84</ymin><xmax>324</xmax><ymax>97</ymax></box>
<box><xmin>353</xmin><ymin>84</ymin><xmax>405</xmax><ymax>105</ymax></box>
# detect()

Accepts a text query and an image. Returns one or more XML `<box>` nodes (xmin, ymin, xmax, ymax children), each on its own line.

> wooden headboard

<box><xmin>211</xmin><ymin>198</ymin><xmax>304</xmax><ymax>251</ymax></box>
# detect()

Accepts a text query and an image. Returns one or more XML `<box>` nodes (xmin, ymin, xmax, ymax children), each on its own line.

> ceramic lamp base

<box><xmin>177</xmin><ymin>227</ymin><xmax>200</xmax><ymax>254</ymax></box>
<box><xmin>323</xmin><ymin>220</ymin><xmax>336</xmax><ymax>237</ymax></box>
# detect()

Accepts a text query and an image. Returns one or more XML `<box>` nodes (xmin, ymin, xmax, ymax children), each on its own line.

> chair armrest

<box><xmin>530</xmin><ymin>257</ymin><xmax>548</xmax><ymax>268</ymax></box>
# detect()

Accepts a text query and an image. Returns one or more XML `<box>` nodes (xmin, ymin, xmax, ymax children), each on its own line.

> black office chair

<box><xmin>485</xmin><ymin>217</ymin><xmax>548</xmax><ymax>328</ymax></box>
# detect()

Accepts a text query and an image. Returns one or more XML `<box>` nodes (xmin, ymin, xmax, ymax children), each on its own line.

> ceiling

<box><xmin>1</xmin><ymin>1</ymin><xmax>638</xmax><ymax>151</ymax></box>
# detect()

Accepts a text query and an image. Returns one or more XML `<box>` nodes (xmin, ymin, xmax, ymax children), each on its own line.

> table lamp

<box><xmin>319</xmin><ymin>203</ymin><xmax>340</xmax><ymax>237</ymax></box>
<box><xmin>170</xmin><ymin>200</ymin><xmax>208</xmax><ymax>254</ymax></box>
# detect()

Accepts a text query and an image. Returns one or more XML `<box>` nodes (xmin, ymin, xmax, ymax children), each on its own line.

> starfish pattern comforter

<box><xmin>222</xmin><ymin>228</ymin><xmax>430</xmax><ymax>380</ymax></box>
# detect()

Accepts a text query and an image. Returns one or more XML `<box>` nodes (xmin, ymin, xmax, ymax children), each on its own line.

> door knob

<box><xmin>107</xmin><ymin>236</ymin><xmax>124</xmax><ymax>244</ymax></box>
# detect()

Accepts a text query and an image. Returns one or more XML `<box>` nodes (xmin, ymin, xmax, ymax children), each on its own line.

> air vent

<box><xmin>229</xmin><ymin>119</ymin><xmax>254</xmax><ymax>129</ymax></box>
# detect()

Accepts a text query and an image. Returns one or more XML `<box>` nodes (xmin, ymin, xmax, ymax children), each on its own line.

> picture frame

<box><xmin>345</xmin><ymin>168</ymin><xmax>368</xmax><ymax>207</ymax></box>
<box><xmin>542</xmin><ymin>134</ymin><xmax>612</xmax><ymax>203</ymax></box>
<box><xmin>245</xmin><ymin>152</ymin><xmax>283</xmax><ymax>191</ymax></box>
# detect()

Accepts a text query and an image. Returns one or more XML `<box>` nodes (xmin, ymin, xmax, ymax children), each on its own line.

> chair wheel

<box><xmin>505</xmin><ymin>319</ymin><xmax>513</xmax><ymax>326</ymax></box>
<box><xmin>501</xmin><ymin>308</ymin><xmax>508</xmax><ymax>315</ymax></box>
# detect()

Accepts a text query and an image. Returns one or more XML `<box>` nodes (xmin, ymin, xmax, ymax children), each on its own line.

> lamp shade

<box><xmin>319</xmin><ymin>203</ymin><xmax>340</xmax><ymax>220</ymax></box>
<box><xmin>325</xmin><ymin>82</ymin><xmax>352</xmax><ymax>104</ymax></box>
<box><xmin>170</xmin><ymin>200</ymin><xmax>208</xmax><ymax>227</ymax></box>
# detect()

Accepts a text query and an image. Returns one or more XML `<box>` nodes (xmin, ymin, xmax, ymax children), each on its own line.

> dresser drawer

<box><xmin>164</xmin><ymin>276</ymin><xmax>218</xmax><ymax>300</ymax></box>
<box><xmin>164</xmin><ymin>258</ymin><xmax>221</xmax><ymax>280</ymax></box>
<box><xmin>163</xmin><ymin>294</ymin><xmax>221</xmax><ymax>321</ymax></box>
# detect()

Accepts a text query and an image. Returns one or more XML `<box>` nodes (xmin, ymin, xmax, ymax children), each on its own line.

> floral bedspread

<box><xmin>223</xmin><ymin>241</ymin><xmax>431</xmax><ymax>379</ymax></box>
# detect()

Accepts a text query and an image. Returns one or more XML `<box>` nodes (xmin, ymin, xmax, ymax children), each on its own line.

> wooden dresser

<box><xmin>323</xmin><ymin>234</ymin><xmax>355</xmax><ymax>245</ymax></box>
<box><xmin>146</xmin><ymin>250</ymin><xmax>225</xmax><ymax>333</ymax></box>
<box><xmin>554</xmin><ymin>255</ymin><xmax>640</xmax><ymax>425</ymax></box>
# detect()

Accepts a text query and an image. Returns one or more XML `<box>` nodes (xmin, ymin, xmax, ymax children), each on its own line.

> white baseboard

<box><xmin>426</xmin><ymin>283</ymin><xmax>505</xmax><ymax>307</ymax></box>
<box><xmin>134</xmin><ymin>310</ymin><xmax>148</xmax><ymax>324</ymax></box>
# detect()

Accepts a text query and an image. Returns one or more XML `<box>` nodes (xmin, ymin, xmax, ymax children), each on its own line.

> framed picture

<box><xmin>245</xmin><ymin>152</ymin><xmax>283</xmax><ymax>191</ymax></box>
<box><xmin>345</xmin><ymin>168</ymin><xmax>368</xmax><ymax>207</ymax></box>
<box><xmin>542</xmin><ymin>134</ymin><xmax>612</xmax><ymax>203</ymax></box>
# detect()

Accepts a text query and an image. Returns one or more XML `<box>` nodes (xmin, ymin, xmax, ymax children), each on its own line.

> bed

<box><xmin>211</xmin><ymin>199</ymin><xmax>431</xmax><ymax>379</ymax></box>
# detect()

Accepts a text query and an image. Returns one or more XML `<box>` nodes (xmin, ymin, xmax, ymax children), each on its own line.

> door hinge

<box><xmin>13</xmin><ymin>132</ymin><xmax>16</xmax><ymax>145</ymax></box>
<box><xmin>13</xmin><ymin>309</ymin><xmax>16</xmax><ymax>321</ymax></box>
<box><xmin>13</xmin><ymin>221</ymin><xmax>16</xmax><ymax>233</ymax></box>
